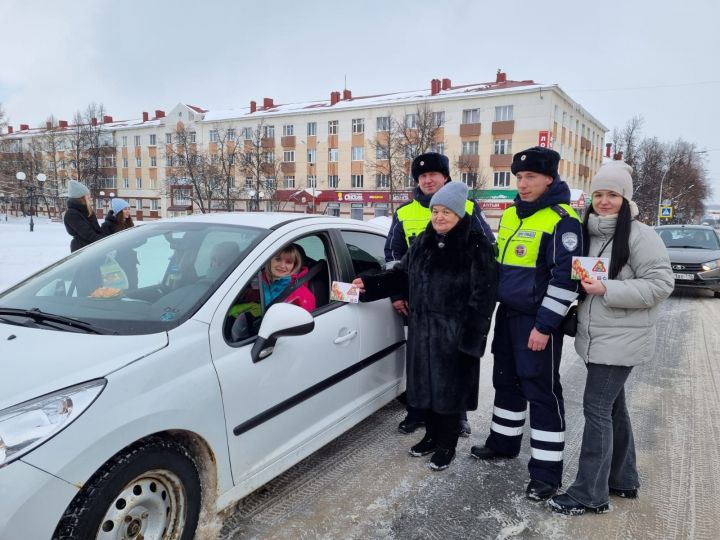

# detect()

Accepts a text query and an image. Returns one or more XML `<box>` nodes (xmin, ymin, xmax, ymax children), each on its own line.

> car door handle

<box><xmin>333</xmin><ymin>330</ymin><xmax>358</xmax><ymax>344</ymax></box>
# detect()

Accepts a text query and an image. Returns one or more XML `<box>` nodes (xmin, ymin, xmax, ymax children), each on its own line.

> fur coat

<box><xmin>360</xmin><ymin>215</ymin><xmax>497</xmax><ymax>414</ymax></box>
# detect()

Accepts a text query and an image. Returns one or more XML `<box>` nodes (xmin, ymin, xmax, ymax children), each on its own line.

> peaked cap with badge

<box><xmin>511</xmin><ymin>146</ymin><xmax>561</xmax><ymax>179</ymax></box>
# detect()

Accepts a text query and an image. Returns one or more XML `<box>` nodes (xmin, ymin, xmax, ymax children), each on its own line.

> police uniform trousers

<box><xmin>485</xmin><ymin>304</ymin><xmax>565</xmax><ymax>487</ymax></box>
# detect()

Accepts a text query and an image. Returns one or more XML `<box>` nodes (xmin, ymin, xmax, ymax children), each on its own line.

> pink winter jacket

<box><xmin>262</xmin><ymin>267</ymin><xmax>316</xmax><ymax>312</ymax></box>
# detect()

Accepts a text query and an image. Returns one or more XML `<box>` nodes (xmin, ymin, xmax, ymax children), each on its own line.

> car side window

<box><xmin>224</xmin><ymin>234</ymin><xmax>334</xmax><ymax>343</ymax></box>
<box><xmin>340</xmin><ymin>231</ymin><xmax>387</xmax><ymax>276</ymax></box>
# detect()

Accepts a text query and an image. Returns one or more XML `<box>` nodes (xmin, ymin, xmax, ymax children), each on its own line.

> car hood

<box><xmin>0</xmin><ymin>323</ymin><xmax>168</xmax><ymax>411</ymax></box>
<box><xmin>666</xmin><ymin>248</ymin><xmax>720</xmax><ymax>263</ymax></box>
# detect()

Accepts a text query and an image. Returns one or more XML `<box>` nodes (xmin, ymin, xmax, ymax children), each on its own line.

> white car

<box><xmin>0</xmin><ymin>213</ymin><xmax>405</xmax><ymax>539</ymax></box>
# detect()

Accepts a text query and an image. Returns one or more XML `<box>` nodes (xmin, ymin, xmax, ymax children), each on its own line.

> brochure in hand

<box><xmin>330</xmin><ymin>281</ymin><xmax>360</xmax><ymax>303</ymax></box>
<box><xmin>571</xmin><ymin>256</ymin><xmax>610</xmax><ymax>281</ymax></box>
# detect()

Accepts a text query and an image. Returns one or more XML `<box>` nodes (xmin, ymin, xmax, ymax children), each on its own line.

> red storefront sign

<box><xmin>478</xmin><ymin>200</ymin><xmax>514</xmax><ymax>211</ymax></box>
<box><xmin>538</xmin><ymin>130</ymin><xmax>550</xmax><ymax>148</ymax></box>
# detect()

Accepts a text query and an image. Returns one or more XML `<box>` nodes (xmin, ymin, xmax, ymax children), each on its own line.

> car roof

<box><xmin>654</xmin><ymin>224</ymin><xmax>716</xmax><ymax>231</ymax></box>
<box><xmin>148</xmin><ymin>212</ymin><xmax>388</xmax><ymax>234</ymax></box>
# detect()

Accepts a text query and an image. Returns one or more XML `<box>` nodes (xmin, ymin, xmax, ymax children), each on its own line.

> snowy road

<box><xmin>218</xmin><ymin>288</ymin><xmax>720</xmax><ymax>539</ymax></box>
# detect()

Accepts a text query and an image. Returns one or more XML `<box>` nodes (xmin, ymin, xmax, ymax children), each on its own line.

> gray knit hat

<box><xmin>68</xmin><ymin>180</ymin><xmax>90</xmax><ymax>198</ymax></box>
<box><xmin>429</xmin><ymin>182</ymin><xmax>469</xmax><ymax>217</ymax></box>
<box><xmin>591</xmin><ymin>160</ymin><xmax>634</xmax><ymax>201</ymax></box>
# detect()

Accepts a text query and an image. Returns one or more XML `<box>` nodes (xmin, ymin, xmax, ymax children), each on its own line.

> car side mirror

<box><xmin>250</xmin><ymin>303</ymin><xmax>315</xmax><ymax>363</ymax></box>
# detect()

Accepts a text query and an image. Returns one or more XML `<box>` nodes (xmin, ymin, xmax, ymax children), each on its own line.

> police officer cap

<box><xmin>511</xmin><ymin>146</ymin><xmax>560</xmax><ymax>179</ymax></box>
<box><xmin>411</xmin><ymin>152</ymin><xmax>450</xmax><ymax>182</ymax></box>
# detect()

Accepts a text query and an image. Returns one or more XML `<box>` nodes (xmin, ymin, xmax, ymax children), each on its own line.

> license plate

<box><xmin>673</xmin><ymin>272</ymin><xmax>695</xmax><ymax>280</ymax></box>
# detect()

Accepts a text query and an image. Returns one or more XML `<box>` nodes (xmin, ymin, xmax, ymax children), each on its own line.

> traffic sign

<box><xmin>659</xmin><ymin>206</ymin><xmax>673</xmax><ymax>218</ymax></box>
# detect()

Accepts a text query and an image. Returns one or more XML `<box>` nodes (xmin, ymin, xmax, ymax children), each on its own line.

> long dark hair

<box><xmin>583</xmin><ymin>198</ymin><xmax>632</xmax><ymax>279</ymax></box>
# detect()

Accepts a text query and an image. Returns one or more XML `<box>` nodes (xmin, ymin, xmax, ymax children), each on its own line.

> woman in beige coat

<box><xmin>548</xmin><ymin>160</ymin><xmax>674</xmax><ymax>515</ymax></box>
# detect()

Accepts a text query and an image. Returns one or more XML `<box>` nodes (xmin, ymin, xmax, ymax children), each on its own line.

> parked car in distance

<box><xmin>0</xmin><ymin>212</ymin><xmax>406</xmax><ymax>539</ymax></box>
<box><xmin>655</xmin><ymin>224</ymin><xmax>720</xmax><ymax>297</ymax></box>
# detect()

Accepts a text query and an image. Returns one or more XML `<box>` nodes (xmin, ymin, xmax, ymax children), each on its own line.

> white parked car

<box><xmin>0</xmin><ymin>213</ymin><xmax>405</xmax><ymax>539</ymax></box>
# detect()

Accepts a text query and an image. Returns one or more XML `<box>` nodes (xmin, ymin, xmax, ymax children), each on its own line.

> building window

<box><xmin>405</xmin><ymin>144</ymin><xmax>418</xmax><ymax>159</ymax></box>
<box><xmin>136</xmin><ymin>198</ymin><xmax>143</xmax><ymax>209</ymax></box>
<box><xmin>266</xmin><ymin>177</ymin><xmax>276</xmax><ymax>189</ymax></box>
<box><xmin>351</xmin><ymin>174</ymin><xmax>364</xmax><ymax>188</ymax></box>
<box><xmin>307</xmin><ymin>122</ymin><xmax>317</xmax><ymax>136</ymax></box>
<box><xmin>328</xmin><ymin>148</ymin><xmax>339</xmax><ymax>162</ymax></box>
<box><xmin>328</xmin><ymin>120</ymin><xmax>338</xmax><ymax>135</ymax></box>
<box><xmin>308</xmin><ymin>175</ymin><xmax>317</xmax><ymax>188</ymax></box>
<box><xmin>188</xmin><ymin>131</ymin><xmax>196</xmax><ymax>143</ymax></box>
<box><xmin>494</xmin><ymin>171</ymin><xmax>511</xmax><ymax>187</ymax></box>
<box><xmin>227</xmin><ymin>128</ymin><xmax>235</xmax><ymax>139</ymax></box>
<box><xmin>210</xmin><ymin>154</ymin><xmax>219</xmax><ymax>165</ymax></box>
<box><xmin>282</xmin><ymin>124</ymin><xmax>294</xmax><ymax>136</ymax></box>
<box><xmin>165</xmin><ymin>156</ymin><xmax>172</xmax><ymax>167</ymax></box>
<box><xmin>494</xmin><ymin>139</ymin><xmax>512</xmax><ymax>154</ymax></box>
<box><xmin>243</xmin><ymin>127</ymin><xmax>253</xmax><ymax>140</ymax></box>
<box><xmin>460</xmin><ymin>172</ymin><xmax>477</xmax><ymax>187</ymax></box>
<box><xmin>123</xmin><ymin>178</ymin><xmax>129</xmax><ymax>188</ymax></box>
<box><xmin>209</xmin><ymin>130</ymin><xmax>219</xmax><ymax>142</ymax></box>
<box><xmin>245</xmin><ymin>177</ymin><xmax>253</xmax><ymax>189</ymax></box>
<box><xmin>263</xmin><ymin>125</ymin><xmax>275</xmax><ymax>138</ymax></box>
<box><xmin>263</xmin><ymin>151</ymin><xmax>275</xmax><ymax>163</ymax></box>
<box><xmin>136</xmin><ymin>178</ymin><xmax>142</xmax><ymax>189</ymax></box>
<box><xmin>405</xmin><ymin>113</ymin><xmax>418</xmax><ymax>128</ymax></box>
<box><xmin>461</xmin><ymin>141</ymin><xmax>479</xmax><ymax>155</ymax></box>
<box><xmin>228</xmin><ymin>176</ymin><xmax>235</xmax><ymax>188</ymax></box>
<box><xmin>405</xmin><ymin>174</ymin><xmax>414</xmax><ymax>188</ymax></box>
<box><xmin>376</xmin><ymin>174</ymin><xmax>389</xmax><ymax>188</ymax></box>
<box><xmin>283</xmin><ymin>150</ymin><xmax>295</xmax><ymax>162</ymax></box>
<box><xmin>151</xmin><ymin>199</ymin><xmax>160</xmax><ymax>210</ymax></box>
<box><xmin>462</xmin><ymin>109</ymin><xmax>480</xmax><ymax>124</ymax></box>
<box><xmin>430</xmin><ymin>142</ymin><xmax>445</xmax><ymax>154</ymax></box>
<box><xmin>351</xmin><ymin>147</ymin><xmax>364</xmax><ymax>161</ymax></box>
<box><xmin>150</xmin><ymin>156</ymin><xmax>157</xmax><ymax>167</ymax></box>
<box><xmin>376</xmin><ymin>116</ymin><xmax>390</xmax><ymax>132</ymax></box>
<box><xmin>165</xmin><ymin>133</ymin><xmax>173</xmax><ymax>144</ymax></box>
<box><xmin>284</xmin><ymin>175</ymin><xmax>295</xmax><ymax>188</ymax></box>
<box><xmin>58</xmin><ymin>159</ymin><xmax>65</xmax><ymax>170</ymax></box>
<box><xmin>328</xmin><ymin>175</ymin><xmax>339</xmax><ymax>188</ymax></box>
<box><xmin>432</xmin><ymin>111</ymin><xmax>445</xmax><ymax>127</ymax></box>
<box><xmin>376</xmin><ymin>145</ymin><xmax>389</xmax><ymax>160</ymax></box>
<box><xmin>494</xmin><ymin>105</ymin><xmax>514</xmax><ymax>121</ymax></box>
<box><xmin>307</xmin><ymin>148</ymin><xmax>316</xmax><ymax>164</ymax></box>
<box><xmin>134</xmin><ymin>135</ymin><xmax>141</xmax><ymax>146</ymax></box>
<box><xmin>136</xmin><ymin>157</ymin><xmax>142</xmax><ymax>167</ymax></box>
<box><xmin>149</xmin><ymin>134</ymin><xmax>157</xmax><ymax>146</ymax></box>
<box><xmin>123</xmin><ymin>157</ymin><xmax>129</xmax><ymax>168</ymax></box>
<box><xmin>352</xmin><ymin>118</ymin><xmax>365</xmax><ymax>134</ymax></box>
<box><xmin>122</xmin><ymin>136</ymin><xmax>127</xmax><ymax>147</ymax></box>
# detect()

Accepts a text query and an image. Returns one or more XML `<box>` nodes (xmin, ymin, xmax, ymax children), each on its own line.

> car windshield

<box><xmin>0</xmin><ymin>222</ymin><xmax>268</xmax><ymax>335</ymax></box>
<box><xmin>657</xmin><ymin>228</ymin><xmax>720</xmax><ymax>250</ymax></box>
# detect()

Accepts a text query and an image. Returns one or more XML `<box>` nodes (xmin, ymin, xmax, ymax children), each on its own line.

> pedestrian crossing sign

<box><xmin>659</xmin><ymin>206</ymin><xmax>673</xmax><ymax>218</ymax></box>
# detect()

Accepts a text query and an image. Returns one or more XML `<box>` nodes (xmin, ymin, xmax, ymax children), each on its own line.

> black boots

<box><xmin>547</xmin><ymin>493</ymin><xmax>610</xmax><ymax>515</ymax></box>
<box><xmin>526</xmin><ymin>479</ymin><xmax>559</xmax><ymax>501</ymax></box>
<box><xmin>469</xmin><ymin>445</ymin><xmax>518</xmax><ymax>460</ymax></box>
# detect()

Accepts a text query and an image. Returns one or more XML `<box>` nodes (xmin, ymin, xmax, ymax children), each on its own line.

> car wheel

<box><xmin>714</xmin><ymin>291</ymin><xmax>720</xmax><ymax>299</ymax></box>
<box><xmin>53</xmin><ymin>437</ymin><xmax>201</xmax><ymax>540</ymax></box>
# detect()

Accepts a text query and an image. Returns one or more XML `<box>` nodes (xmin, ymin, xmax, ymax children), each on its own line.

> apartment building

<box><xmin>0</xmin><ymin>72</ymin><xmax>606</xmax><ymax>225</ymax></box>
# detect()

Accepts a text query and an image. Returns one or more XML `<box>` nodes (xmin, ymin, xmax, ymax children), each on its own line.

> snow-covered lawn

<box><xmin>0</xmin><ymin>216</ymin><xmax>71</xmax><ymax>293</ymax></box>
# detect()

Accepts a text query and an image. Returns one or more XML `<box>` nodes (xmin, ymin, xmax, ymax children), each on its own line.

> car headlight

<box><xmin>0</xmin><ymin>379</ymin><xmax>105</xmax><ymax>468</ymax></box>
<box><xmin>701</xmin><ymin>259</ymin><xmax>720</xmax><ymax>271</ymax></box>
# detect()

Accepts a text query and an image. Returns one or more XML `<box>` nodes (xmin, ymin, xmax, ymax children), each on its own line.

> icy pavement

<box><xmin>218</xmin><ymin>288</ymin><xmax>720</xmax><ymax>539</ymax></box>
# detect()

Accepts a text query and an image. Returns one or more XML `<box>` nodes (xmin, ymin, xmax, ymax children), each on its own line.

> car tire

<box><xmin>714</xmin><ymin>291</ymin><xmax>720</xmax><ymax>299</ymax></box>
<box><xmin>53</xmin><ymin>437</ymin><xmax>201</xmax><ymax>540</ymax></box>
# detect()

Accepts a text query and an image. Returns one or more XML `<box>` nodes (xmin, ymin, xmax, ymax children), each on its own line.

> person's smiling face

<box><xmin>592</xmin><ymin>190</ymin><xmax>624</xmax><ymax>216</ymax></box>
<box><xmin>431</xmin><ymin>205</ymin><xmax>461</xmax><ymax>234</ymax></box>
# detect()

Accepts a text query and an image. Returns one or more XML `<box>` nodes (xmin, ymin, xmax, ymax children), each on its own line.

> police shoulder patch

<box><xmin>561</xmin><ymin>232</ymin><xmax>579</xmax><ymax>251</ymax></box>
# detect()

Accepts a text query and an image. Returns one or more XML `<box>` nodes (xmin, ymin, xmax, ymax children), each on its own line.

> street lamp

<box><xmin>248</xmin><ymin>189</ymin><xmax>264</xmax><ymax>211</ymax></box>
<box><xmin>98</xmin><ymin>190</ymin><xmax>116</xmax><ymax>213</ymax></box>
<box><xmin>15</xmin><ymin>172</ymin><xmax>46</xmax><ymax>232</ymax></box>
<box><xmin>0</xmin><ymin>192</ymin><xmax>7</xmax><ymax>222</ymax></box>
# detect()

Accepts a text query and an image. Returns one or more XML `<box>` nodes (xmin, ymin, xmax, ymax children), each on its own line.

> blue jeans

<box><xmin>566</xmin><ymin>363</ymin><xmax>639</xmax><ymax>507</ymax></box>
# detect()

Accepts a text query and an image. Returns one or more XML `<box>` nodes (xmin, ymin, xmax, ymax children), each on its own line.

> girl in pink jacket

<box><xmin>260</xmin><ymin>245</ymin><xmax>316</xmax><ymax>312</ymax></box>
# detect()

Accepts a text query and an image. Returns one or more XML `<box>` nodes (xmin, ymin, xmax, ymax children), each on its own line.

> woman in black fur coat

<box><xmin>63</xmin><ymin>180</ymin><xmax>104</xmax><ymax>252</ymax></box>
<box><xmin>353</xmin><ymin>182</ymin><xmax>497</xmax><ymax>470</ymax></box>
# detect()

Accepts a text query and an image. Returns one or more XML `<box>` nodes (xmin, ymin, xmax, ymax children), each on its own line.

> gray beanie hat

<box><xmin>591</xmin><ymin>160</ymin><xmax>634</xmax><ymax>201</ymax></box>
<box><xmin>429</xmin><ymin>182</ymin><xmax>469</xmax><ymax>218</ymax></box>
<box><xmin>68</xmin><ymin>180</ymin><xmax>90</xmax><ymax>198</ymax></box>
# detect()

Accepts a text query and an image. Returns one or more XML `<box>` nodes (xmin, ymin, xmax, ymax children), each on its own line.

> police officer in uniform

<box><xmin>385</xmin><ymin>152</ymin><xmax>494</xmax><ymax>435</ymax></box>
<box><xmin>470</xmin><ymin>147</ymin><xmax>582</xmax><ymax>502</ymax></box>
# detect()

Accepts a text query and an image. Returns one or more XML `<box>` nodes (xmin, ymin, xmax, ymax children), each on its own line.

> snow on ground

<box><xmin>0</xmin><ymin>216</ymin><xmax>71</xmax><ymax>293</ymax></box>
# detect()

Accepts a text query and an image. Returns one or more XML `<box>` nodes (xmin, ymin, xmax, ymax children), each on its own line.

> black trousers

<box><xmin>425</xmin><ymin>410</ymin><xmax>462</xmax><ymax>450</ymax></box>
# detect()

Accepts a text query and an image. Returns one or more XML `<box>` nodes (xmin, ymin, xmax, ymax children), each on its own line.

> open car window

<box><xmin>224</xmin><ymin>233</ymin><xmax>335</xmax><ymax>343</ymax></box>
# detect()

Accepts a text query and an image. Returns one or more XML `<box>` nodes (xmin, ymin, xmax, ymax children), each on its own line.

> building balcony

<box><xmin>457</xmin><ymin>154</ymin><xmax>480</xmax><ymax>169</ymax></box>
<box><xmin>460</xmin><ymin>123</ymin><xmax>481</xmax><ymax>137</ymax></box>
<box><xmin>281</xmin><ymin>162</ymin><xmax>296</xmax><ymax>174</ymax></box>
<box><xmin>281</xmin><ymin>136</ymin><xmax>296</xmax><ymax>147</ymax></box>
<box><xmin>491</xmin><ymin>121</ymin><xmax>515</xmax><ymax>135</ymax></box>
<box><xmin>490</xmin><ymin>154</ymin><xmax>513</xmax><ymax>168</ymax></box>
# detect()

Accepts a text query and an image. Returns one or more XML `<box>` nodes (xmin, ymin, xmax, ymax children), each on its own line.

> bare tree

<box><xmin>367</xmin><ymin>112</ymin><xmax>411</xmax><ymax>213</ymax></box>
<box><xmin>209</xmin><ymin>124</ymin><xmax>244</xmax><ymax>211</ymax></box>
<box><xmin>398</xmin><ymin>103</ymin><xmax>444</xmax><ymax>159</ymax></box>
<box><xmin>237</xmin><ymin>121</ymin><xmax>281</xmax><ymax>211</ymax></box>
<box><xmin>453</xmin><ymin>156</ymin><xmax>489</xmax><ymax>192</ymax></box>
<box><xmin>38</xmin><ymin>116</ymin><xmax>65</xmax><ymax>217</ymax></box>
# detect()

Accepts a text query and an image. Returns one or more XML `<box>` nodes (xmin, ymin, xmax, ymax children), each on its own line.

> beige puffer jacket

<box><xmin>574</xmin><ymin>213</ymin><xmax>674</xmax><ymax>366</ymax></box>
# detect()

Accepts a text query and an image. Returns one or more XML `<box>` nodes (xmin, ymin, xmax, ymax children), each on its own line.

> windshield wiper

<box><xmin>0</xmin><ymin>308</ymin><xmax>117</xmax><ymax>335</ymax></box>
<box><xmin>669</xmin><ymin>245</ymin><xmax>713</xmax><ymax>250</ymax></box>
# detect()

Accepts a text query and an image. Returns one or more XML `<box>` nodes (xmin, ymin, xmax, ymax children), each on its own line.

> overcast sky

<box><xmin>2</xmin><ymin>0</ymin><xmax>719</xmax><ymax>201</ymax></box>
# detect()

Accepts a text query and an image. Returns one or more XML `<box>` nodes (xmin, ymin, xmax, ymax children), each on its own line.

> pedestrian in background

<box><xmin>385</xmin><ymin>152</ymin><xmax>495</xmax><ymax>437</ymax></box>
<box><xmin>548</xmin><ymin>160</ymin><xmax>674</xmax><ymax>515</ymax></box>
<box><xmin>354</xmin><ymin>182</ymin><xmax>497</xmax><ymax>471</ymax></box>
<box><xmin>101</xmin><ymin>198</ymin><xmax>134</xmax><ymax>235</ymax></box>
<box><xmin>471</xmin><ymin>147</ymin><xmax>582</xmax><ymax>502</ymax></box>
<box><xmin>63</xmin><ymin>180</ymin><xmax>104</xmax><ymax>252</ymax></box>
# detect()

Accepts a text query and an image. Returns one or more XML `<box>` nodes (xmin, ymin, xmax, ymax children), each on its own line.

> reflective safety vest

<box><xmin>497</xmin><ymin>204</ymin><xmax>580</xmax><ymax>268</ymax></box>
<box><xmin>397</xmin><ymin>199</ymin><xmax>476</xmax><ymax>246</ymax></box>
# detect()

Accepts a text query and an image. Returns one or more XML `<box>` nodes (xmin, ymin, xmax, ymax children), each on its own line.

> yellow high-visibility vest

<box><xmin>397</xmin><ymin>199</ymin><xmax>475</xmax><ymax>246</ymax></box>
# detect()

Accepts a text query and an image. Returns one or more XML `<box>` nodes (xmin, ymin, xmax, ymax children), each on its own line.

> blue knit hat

<box><xmin>429</xmin><ymin>182</ymin><xmax>468</xmax><ymax>217</ymax></box>
<box><xmin>111</xmin><ymin>198</ymin><xmax>130</xmax><ymax>214</ymax></box>
<box><xmin>67</xmin><ymin>180</ymin><xmax>90</xmax><ymax>198</ymax></box>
